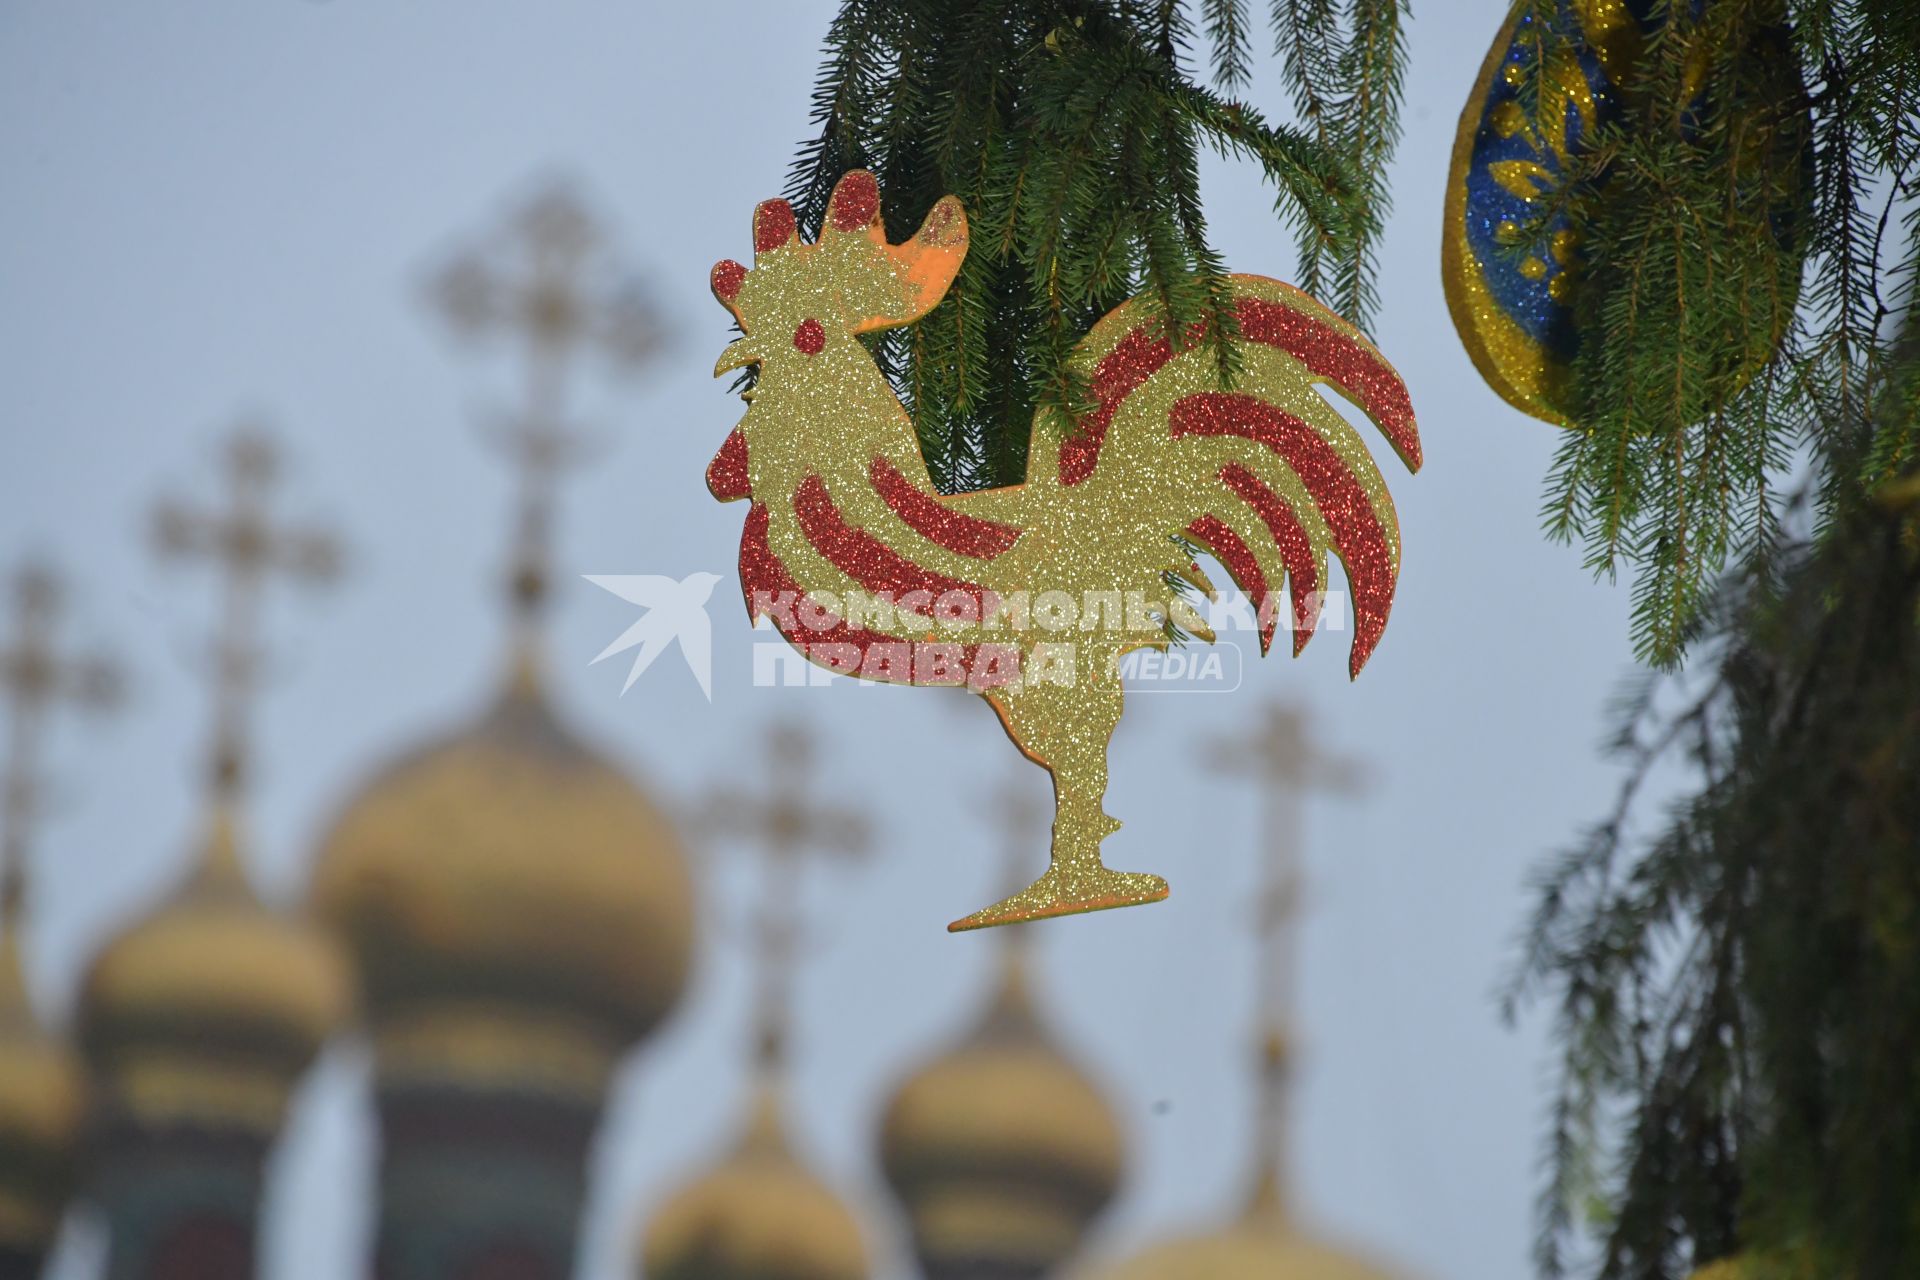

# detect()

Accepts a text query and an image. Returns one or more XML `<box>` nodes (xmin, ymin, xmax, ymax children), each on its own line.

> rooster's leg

<box><xmin>948</xmin><ymin>672</ymin><xmax>1170</xmax><ymax>931</ymax></box>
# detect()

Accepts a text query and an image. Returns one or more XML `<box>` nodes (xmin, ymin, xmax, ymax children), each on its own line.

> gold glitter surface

<box><xmin>1538</xmin><ymin>49</ymin><xmax>1599</xmax><ymax>165</ymax></box>
<box><xmin>707</xmin><ymin>171</ymin><xmax>1421</xmax><ymax>931</ymax></box>
<box><xmin>1490</xmin><ymin>159</ymin><xmax>1556</xmax><ymax>201</ymax></box>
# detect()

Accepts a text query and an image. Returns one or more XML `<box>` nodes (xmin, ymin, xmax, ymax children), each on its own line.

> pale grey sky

<box><xmin>2</xmin><ymin>4</ymin><xmax>1655</xmax><ymax>1279</ymax></box>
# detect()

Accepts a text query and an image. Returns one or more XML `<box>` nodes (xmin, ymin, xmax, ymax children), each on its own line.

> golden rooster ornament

<box><xmin>707</xmin><ymin>170</ymin><xmax>1421</xmax><ymax>932</ymax></box>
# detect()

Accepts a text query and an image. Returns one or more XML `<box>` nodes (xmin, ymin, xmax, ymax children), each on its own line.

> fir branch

<box><xmin>788</xmin><ymin>0</ymin><xmax>1400</xmax><ymax>493</ymax></box>
<box><xmin>1515</xmin><ymin>300</ymin><xmax>1920</xmax><ymax>1276</ymax></box>
<box><xmin>1523</xmin><ymin>0</ymin><xmax>1920</xmax><ymax>666</ymax></box>
<box><xmin>1202</xmin><ymin>0</ymin><xmax>1254</xmax><ymax>86</ymax></box>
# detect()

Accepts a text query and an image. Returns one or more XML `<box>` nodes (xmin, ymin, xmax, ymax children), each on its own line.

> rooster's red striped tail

<box><xmin>1050</xmin><ymin>275</ymin><xmax>1421</xmax><ymax>677</ymax></box>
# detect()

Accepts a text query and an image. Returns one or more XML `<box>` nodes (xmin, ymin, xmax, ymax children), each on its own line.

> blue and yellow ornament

<box><xmin>1442</xmin><ymin>1</ymin><xmax>1665</xmax><ymax>425</ymax></box>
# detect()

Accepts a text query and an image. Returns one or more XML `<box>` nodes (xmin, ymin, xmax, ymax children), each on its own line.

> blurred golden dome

<box><xmin>311</xmin><ymin>662</ymin><xmax>694</xmax><ymax>1095</ymax></box>
<box><xmin>78</xmin><ymin>808</ymin><xmax>351</xmax><ymax>1134</ymax></box>
<box><xmin>1090</xmin><ymin>1219</ymin><xmax>1397</xmax><ymax>1280</ymax></box>
<box><xmin>641</xmin><ymin>1085</ymin><xmax>868</xmax><ymax>1280</ymax></box>
<box><xmin>1087</xmin><ymin>1154</ymin><xmax>1399</xmax><ymax>1280</ymax></box>
<box><xmin>0</xmin><ymin>933</ymin><xmax>85</xmax><ymax>1256</ymax></box>
<box><xmin>880</xmin><ymin>950</ymin><xmax>1125</xmax><ymax>1277</ymax></box>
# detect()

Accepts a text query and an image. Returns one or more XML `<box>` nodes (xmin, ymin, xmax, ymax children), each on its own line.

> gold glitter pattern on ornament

<box><xmin>705</xmin><ymin>171</ymin><xmax>1422</xmax><ymax>931</ymax></box>
<box><xmin>1441</xmin><ymin>2</ymin><xmax>1641</xmax><ymax>425</ymax></box>
<box><xmin>1441</xmin><ymin>4</ymin><xmax>1583</xmax><ymax>425</ymax></box>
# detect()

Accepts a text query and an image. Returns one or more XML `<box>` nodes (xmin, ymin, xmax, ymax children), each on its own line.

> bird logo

<box><xmin>584</xmin><ymin>572</ymin><xmax>722</xmax><ymax>700</ymax></box>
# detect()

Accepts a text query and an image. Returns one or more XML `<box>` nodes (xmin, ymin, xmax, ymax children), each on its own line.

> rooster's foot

<box><xmin>947</xmin><ymin>862</ymin><xmax>1168</xmax><ymax>932</ymax></box>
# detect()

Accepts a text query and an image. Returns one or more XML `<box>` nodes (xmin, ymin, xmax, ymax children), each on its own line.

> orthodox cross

<box><xmin>0</xmin><ymin>563</ymin><xmax>117</xmax><ymax>932</ymax></box>
<box><xmin>1199</xmin><ymin>701</ymin><xmax>1366</xmax><ymax>1215</ymax></box>
<box><xmin>988</xmin><ymin>766</ymin><xmax>1049</xmax><ymax>967</ymax></box>
<box><xmin>152</xmin><ymin>427</ymin><xmax>339</xmax><ymax>804</ymax></box>
<box><xmin>698</xmin><ymin>722</ymin><xmax>870</xmax><ymax>1074</ymax></box>
<box><xmin>427</xmin><ymin>182</ymin><xmax>666</xmax><ymax>623</ymax></box>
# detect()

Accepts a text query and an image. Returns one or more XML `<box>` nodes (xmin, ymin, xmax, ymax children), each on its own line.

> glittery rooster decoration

<box><xmin>707</xmin><ymin>171</ymin><xmax>1421</xmax><ymax>931</ymax></box>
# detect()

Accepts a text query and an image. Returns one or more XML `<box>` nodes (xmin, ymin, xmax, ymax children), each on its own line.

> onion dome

<box><xmin>1088</xmin><ymin>1154</ymin><xmax>1398</xmax><ymax>1280</ymax></box>
<box><xmin>1085</xmin><ymin>1032</ymin><xmax>1398</xmax><ymax>1280</ymax></box>
<box><xmin>310</xmin><ymin>656</ymin><xmax>695</xmax><ymax>1099</ymax></box>
<box><xmin>640</xmin><ymin>1082</ymin><xmax>868</xmax><ymax>1280</ymax></box>
<box><xmin>881</xmin><ymin>946</ymin><xmax>1125</xmax><ymax>1280</ymax></box>
<box><xmin>1089</xmin><ymin>1212</ymin><xmax>1397</xmax><ymax>1280</ymax></box>
<box><xmin>77</xmin><ymin>806</ymin><xmax>351</xmax><ymax>1136</ymax></box>
<box><xmin>0</xmin><ymin>929</ymin><xmax>85</xmax><ymax>1262</ymax></box>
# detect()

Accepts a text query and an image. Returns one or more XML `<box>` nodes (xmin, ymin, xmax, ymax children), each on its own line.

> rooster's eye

<box><xmin>793</xmin><ymin>318</ymin><xmax>826</xmax><ymax>355</ymax></box>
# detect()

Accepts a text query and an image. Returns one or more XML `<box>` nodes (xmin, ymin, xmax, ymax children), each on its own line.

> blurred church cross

<box><xmin>152</xmin><ymin>426</ymin><xmax>340</xmax><ymax>801</ymax></box>
<box><xmin>991</xmin><ymin>764</ymin><xmax>1048</xmax><ymax>876</ymax></box>
<box><xmin>0</xmin><ymin>564</ymin><xmax>117</xmax><ymax>1277</ymax></box>
<box><xmin>1198</xmin><ymin>701</ymin><xmax>1366</xmax><ymax>1217</ymax></box>
<box><xmin>695</xmin><ymin>722</ymin><xmax>871</xmax><ymax>1069</ymax></box>
<box><xmin>984</xmin><ymin>764</ymin><xmax>1048</xmax><ymax>961</ymax></box>
<box><xmin>640</xmin><ymin>733</ymin><xmax>876</xmax><ymax>1278</ymax></box>
<box><xmin>0</xmin><ymin>562</ymin><xmax>118</xmax><ymax>927</ymax></box>
<box><xmin>76</xmin><ymin>429</ymin><xmax>351</xmax><ymax>1280</ymax></box>
<box><xmin>427</xmin><ymin>181</ymin><xmax>667</xmax><ymax>627</ymax></box>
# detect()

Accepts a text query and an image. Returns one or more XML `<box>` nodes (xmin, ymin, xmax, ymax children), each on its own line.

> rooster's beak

<box><xmin>713</xmin><ymin>340</ymin><xmax>758</xmax><ymax>378</ymax></box>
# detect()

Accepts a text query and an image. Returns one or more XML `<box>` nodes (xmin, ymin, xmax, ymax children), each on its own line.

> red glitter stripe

<box><xmin>707</xmin><ymin>428</ymin><xmax>751</xmax><ymax>501</ymax></box>
<box><xmin>1218</xmin><ymin>463</ymin><xmax>1320</xmax><ymax>657</ymax></box>
<box><xmin>1185</xmin><ymin>514</ymin><xmax>1276</xmax><ymax>656</ymax></box>
<box><xmin>1234</xmin><ymin>298</ymin><xmax>1422</xmax><ymax>470</ymax></box>
<box><xmin>1059</xmin><ymin>325</ymin><xmax>1178</xmax><ymax>486</ymax></box>
<box><xmin>793</xmin><ymin>474</ymin><xmax>999</xmax><ymax>619</ymax></box>
<box><xmin>740</xmin><ymin>504</ymin><xmax>990</xmax><ymax>685</ymax></box>
<box><xmin>1171</xmin><ymin>393</ymin><xmax>1394</xmax><ymax>676</ymax></box>
<box><xmin>868</xmin><ymin>456</ymin><xmax>1022</xmax><ymax>559</ymax></box>
<box><xmin>738</xmin><ymin>504</ymin><xmax>912</xmax><ymax>681</ymax></box>
<box><xmin>1058</xmin><ymin>293</ymin><xmax>1419</xmax><ymax>487</ymax></box>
